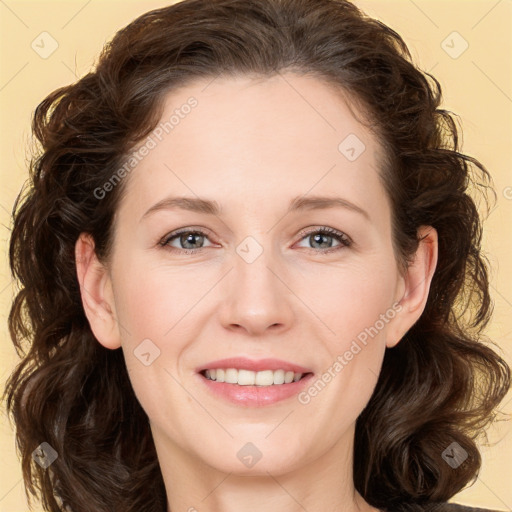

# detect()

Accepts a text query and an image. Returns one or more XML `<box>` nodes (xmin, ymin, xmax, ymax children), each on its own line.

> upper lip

<box><xmin>197</xmin><ymin>357</ymin><xmax>313</xmax><ymax>374</ymax></box>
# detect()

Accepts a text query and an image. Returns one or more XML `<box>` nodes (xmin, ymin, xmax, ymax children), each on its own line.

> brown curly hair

<box><xmin>3</xmin><ymin>0</ymin><xmax>511</xmax><ymax>511</ymax></box>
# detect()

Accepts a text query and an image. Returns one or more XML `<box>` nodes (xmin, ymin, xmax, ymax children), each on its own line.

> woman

<box><xmin>3</xmin><ymin>0</ymin><xmax>510</xmax><ymax>511</ymax></box>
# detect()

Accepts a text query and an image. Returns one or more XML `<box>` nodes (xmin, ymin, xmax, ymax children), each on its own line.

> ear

<box><xmin>386</xmin><ymin>225</ymin><xmax>438</xmax><ymax>348</ymax></box>
<box><xmin>75</xmin><ymin>233</ymin><xmax>122</xmax><ymax>349</ymax></box>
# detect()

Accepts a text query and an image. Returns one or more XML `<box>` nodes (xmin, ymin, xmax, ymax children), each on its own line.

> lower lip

<box><xmin>198</xmin><ymin>372</ymin><xmax>315</xmax><ymax>407</ymax></box>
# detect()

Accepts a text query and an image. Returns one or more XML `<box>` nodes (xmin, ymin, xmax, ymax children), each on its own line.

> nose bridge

<box><xmin>219</xmin><ymin>233</ymin><xmax>294</xmax><ymax>334</ymax></box>
<box><xmin>234</xmin><ymin>233</ymin><xmax>281</xmax><ymax>303</ymax></box>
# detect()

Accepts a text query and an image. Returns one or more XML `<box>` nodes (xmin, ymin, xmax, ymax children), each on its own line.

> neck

<box><xmin>152</xmin><ymin>422</ymin><xmax>378</xmax><ymax>512</ymax></box>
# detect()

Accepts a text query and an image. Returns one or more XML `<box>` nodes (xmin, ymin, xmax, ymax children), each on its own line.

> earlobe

<box><xmin>386</xmin><ymin>226</ymin><xmax>438</xmax><ymax>348</ymax></box>
<box><xmin>75</xmin><ymin>233</ymin><xmax>122</xmax><ymax>350</ymax></box>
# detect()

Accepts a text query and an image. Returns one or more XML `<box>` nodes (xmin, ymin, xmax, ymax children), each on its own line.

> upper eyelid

<box><xmin>296</xmin><ymin>226</ymin><xmax>351</xmax><ymax>243</ymax></box>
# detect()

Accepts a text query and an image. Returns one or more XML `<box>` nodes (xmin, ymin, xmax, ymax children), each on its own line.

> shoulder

<box><xmin>423</xmin><ymin>502</ymin><xmax>506</xmax><ymax>512</ymax></box>
<box><xmin>379</xmin><ymin>502</ymin><xmax>507</xmax><ymax>512</ymax></box>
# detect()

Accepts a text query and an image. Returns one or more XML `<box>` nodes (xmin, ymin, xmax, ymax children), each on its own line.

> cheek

<box><xmin>295</xmin><ymin>270</ymin><xmax>395</xmax><ymax>434</ymax></box>
<box><xmin>113</xmin><ymin>246</ymin><xmax>399</xmax><ymax>355</ymax></box>
<box><xmin>299</xmin><ymin>260</ymin><xmax>398</xmax><ymax>348</ymax></box>
<box><xmin>112</xmin><ymin>262</ymin><xmax>200</xmax><ymax>343</ymax></box>
<box><xmin>113</xmin><ymin>266</ymin><xmax>196</xmax><ymax>435</ymax></box>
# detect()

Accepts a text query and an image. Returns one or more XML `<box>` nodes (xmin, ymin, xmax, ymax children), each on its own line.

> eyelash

<box><xmin>158</xmin><ymin>226</ymin><xmax>352</xmax><ymax>255</ymax></box>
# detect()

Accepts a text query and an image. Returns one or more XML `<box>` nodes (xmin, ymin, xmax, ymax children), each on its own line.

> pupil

<box><xmin>183</xmin><ymin>233</ymin><xmax>202</xmax><ymax>249</ymax></box>
<box><xmin>313</xmin><ymin>233</ymin><xmax>331</xmax><ymax>248</ymax></box>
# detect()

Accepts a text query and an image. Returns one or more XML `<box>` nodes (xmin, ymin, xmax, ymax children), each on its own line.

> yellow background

<box><xmin>1</xmin><ymin>1</ymin><xmax>511</xmax><ymax>510</ymax></box>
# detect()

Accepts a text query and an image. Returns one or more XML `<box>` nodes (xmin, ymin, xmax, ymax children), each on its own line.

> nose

<box><xmin>217</xmin><ymin>244</ymin><xmax>295</xmax><ymax>336</ymax></box>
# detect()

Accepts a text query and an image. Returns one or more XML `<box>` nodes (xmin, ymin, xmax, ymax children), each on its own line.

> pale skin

<box><xmin>75</xmin><ymin>72</ymin><xmax>438</xmax><ymax>512</ymax></box>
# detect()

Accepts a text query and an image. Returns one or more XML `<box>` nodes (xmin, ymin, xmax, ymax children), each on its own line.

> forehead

<box><xmin>119</xmin><ymin>72</ymin><xmax>389</xmax><ymax>224</ymax></box>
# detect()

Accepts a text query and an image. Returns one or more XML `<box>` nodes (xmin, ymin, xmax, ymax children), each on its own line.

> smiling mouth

<box><xmin>200</xmin><ymin>368</ymin><xmax>313</xmax><ymax>386</ymax></box>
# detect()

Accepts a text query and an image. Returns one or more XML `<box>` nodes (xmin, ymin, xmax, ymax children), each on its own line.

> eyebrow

<box><xmin>140</xmin><ymin>194</ymin><xmax>370</xmax><ymax>222</ymax></box>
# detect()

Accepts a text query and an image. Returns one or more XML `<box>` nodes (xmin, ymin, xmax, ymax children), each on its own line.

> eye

<box><xmin>158</xmin><ymin>226</ymin><xmax>352</xmax><ymax>255</ymax></box>
<box><xmin>159</xmin><ymin>228</ymin><xmax>214</xmax><ymax>254</ymax></box>
<box><xmin>295</xmin><ymin>226</ymin><xmax>352</xmax><ymax>254</ymax></box>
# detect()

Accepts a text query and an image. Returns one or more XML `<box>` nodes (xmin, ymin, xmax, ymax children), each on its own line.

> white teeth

<box><xmin>225</xmin><ymin>368</ymin><xmax>238</xmax><ymax>384</ymax></box>
<box><xmin>238</xmin><ymin>369</ymin><xmax>255</xmax><ymax>385</ymax></box>
<box><xmin>203</xmin><ymin>368</ymin><xmax>305</xmax><ymax>386</ymax></box>
<box><xmin>273</xmin><ymin>369</ymin><xmax>285</xmax><ymax>384</ymax></box>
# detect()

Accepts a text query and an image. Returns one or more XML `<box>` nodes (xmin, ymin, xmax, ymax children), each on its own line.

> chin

<box><xmin>196</xmin><ymin>438</ymin><xmax>307</xmax><ymax>476</ymax></box>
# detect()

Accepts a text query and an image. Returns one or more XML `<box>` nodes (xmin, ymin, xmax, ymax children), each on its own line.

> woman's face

<box><xmin>78</xmin><ymin>72</ymin><xmax>436</xmax><ymax>477</ymax></box>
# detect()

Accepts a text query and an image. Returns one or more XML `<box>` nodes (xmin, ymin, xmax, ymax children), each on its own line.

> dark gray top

<box><xmin>382</xmin><ymin>502</ymin><xmax>507</xmax><ymax>512</ymax></box>
<box><xmin>434</xmin><ymin>504</ymin><xmax>506</xmax><ymax>512</ymax></box>
<box><xmin>431</xmin><ymin>504</ymin><xmax>506</xmax><ymax>512</ymax></box>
